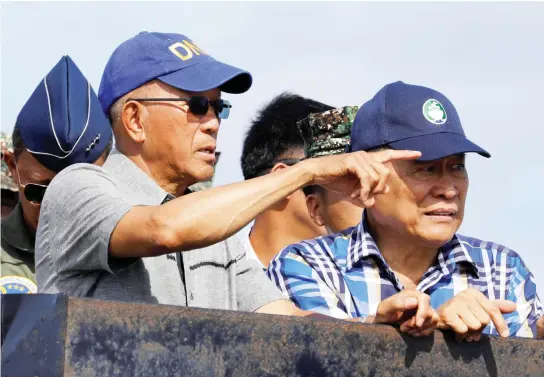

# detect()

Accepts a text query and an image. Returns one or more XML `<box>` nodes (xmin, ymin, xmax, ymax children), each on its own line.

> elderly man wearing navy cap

<box><xmin>35</xmin><ymin>33</ymin><xmax>431</xmax><ymax>322</ymax></box>
<box><xmin>1</xmin><ymin>56</ymin><xmax>112</xmax><ymax>294</ymax></box>
<box><xmin>269</xmin><ymin>81</ymin><xmax>543</xmax><ymax>339</ymax></box>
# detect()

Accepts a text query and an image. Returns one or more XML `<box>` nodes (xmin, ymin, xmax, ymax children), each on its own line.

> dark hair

<box><xmin>102</xmin><ymin>136</ymin><xmax>113</xmax><ymax>158</ymax></box>
<box><xmin>241</xmin><ymin>92</ymin><xmax>334</xmax><ymax>180</ymax></box>
<box><xmin>12</xmin><ymin>126</ymin><xmax>24</xmax><ymax>160</ymax></box>
<box><xmin>302</xmin><ymin>184</ymin><xmax>321</xmax><ymax>196</ymax></box>
<box><xmin>11</xmin><ymin>125</ymin><xmax>113</xmax><ymax>162</ymax></box>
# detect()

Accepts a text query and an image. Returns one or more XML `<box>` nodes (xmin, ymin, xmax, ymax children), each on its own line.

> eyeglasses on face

<box><xmin>127</xmin><ymin>96</ymin><xmax>232</xmax><ymax>119</ymax></box>
<box><xmin>6</xmin><ymin>156</ymin><xmax>49</xmax><ymax>205</ymax></box>
<box><xmin>20</xmin><ymin>182</ymin><xmax>48</xmax><ymax>205</ymax></box>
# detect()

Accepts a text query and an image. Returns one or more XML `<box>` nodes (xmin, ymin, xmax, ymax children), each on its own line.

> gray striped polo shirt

<box><xmin>35</xmin><ymin>149</ymin><xmax>284</xmax><ymax>312</ymax></box>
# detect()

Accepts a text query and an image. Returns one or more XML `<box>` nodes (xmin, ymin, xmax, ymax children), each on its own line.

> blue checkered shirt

<box><xmin>267</xmin><ymin>214</ymin><xmax>543</xmax><ymax>338</ymax></box>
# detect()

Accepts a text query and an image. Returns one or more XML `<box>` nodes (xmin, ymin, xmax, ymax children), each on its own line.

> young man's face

<box><xmin>368</xmin><ymin>153</ymin><xmax>468</xmax><ymax>248</ymax></box>
<box><xmin>268</xmin><ymin>152</ymin><xmax>327</xmax><ymax>240</ymax></box>
<box><xmin>306</xmin><ymin>188</ymin><xmax>363</xmax><ymax>234</ymax></box>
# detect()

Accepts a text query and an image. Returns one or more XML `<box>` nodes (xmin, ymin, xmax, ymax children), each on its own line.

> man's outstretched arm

<box><xmin>110</xmin><ymin>149</ymin><xmax>421</xmax><ymax>258</ymax></box>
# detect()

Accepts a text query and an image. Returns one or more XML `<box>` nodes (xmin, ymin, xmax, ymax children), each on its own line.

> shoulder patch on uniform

<box><xmin>0</xmin><ymin>276</ymin><xmax>37</xmax><ymax>294</ymax></box>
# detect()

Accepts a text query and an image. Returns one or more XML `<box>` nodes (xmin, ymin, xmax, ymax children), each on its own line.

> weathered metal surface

<box><xmin>2</xmin><ymin>294</ymin><xmax>543</xmax><ymax>377</ymax></box>
<box><xmin>1</xmin><ymin>294</ymin><xmax>68</xmax><ymax>377</ymax></box>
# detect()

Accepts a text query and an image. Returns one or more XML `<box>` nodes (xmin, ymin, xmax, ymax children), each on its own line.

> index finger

<box><xmin>371</xmin><ymin>149</ymin><xmax>422</xmax><ymax>163</ymax></box>
<box><xmin>476</xmin><ymin>295</ymin><xmax>510</xmax><ymax>337</ymax></box>
<box><xmin>415</xmin><ymin>294</ymin><xmax>432</xmax><ymax>328</ymax></box>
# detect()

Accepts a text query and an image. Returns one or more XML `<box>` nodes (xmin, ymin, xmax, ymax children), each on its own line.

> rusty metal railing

<box><xmin>1</xmin><ymin>294</ymin><xmax>543</xmax><ymax>377</ymax></box>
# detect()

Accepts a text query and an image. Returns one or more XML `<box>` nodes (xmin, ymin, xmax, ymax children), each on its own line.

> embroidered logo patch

<box><xmin>422</xmin><ymin>99</ymin><xmax>447</xmax><ymax>125</ymax></box>
<box><xmin>0</xmin><ymin>276</ymin><xmax>37</xmax><ymax>294</ymax></box>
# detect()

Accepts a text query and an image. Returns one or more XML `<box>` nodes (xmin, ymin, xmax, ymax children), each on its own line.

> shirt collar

<box><xmin>346</xmin><ymin>212</ymin><xmax>385</xmax><ymax>271</ymax></box>
<box><xmin>104</xmin><ymin>149</ymin><xmax>186</xmax><ymax>205</ymax></box>
<box><xmin>1</xmin><ymin>202</ymin><xmax>35</xmax><ymax>254</ymax></box>
<box><xmin>436</xmin><ymin>235</ymin><xmax>479</xmax><ymax>277</ymax></box>
<box><xmin>161</xmin><ymin>194</ymin><xmax>175</xmax><ymax>204</ymax></box>
<box><xmin>244</xmin><ymin>227</ymin><xmax>266</xmax><ymax>269</ymax></box>
<box><xmin>346</xmin><ymin>211</ymin><xmax>479</xmax><ymax>277</ymax></box>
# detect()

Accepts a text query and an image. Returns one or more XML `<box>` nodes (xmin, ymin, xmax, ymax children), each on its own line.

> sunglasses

<box><xmin>127</xmin><ymin>96</ymin><xmax>232</xmax><ymax>119</ymax></box>
<box><xmin>8</xmin><ymin>156</ymin><xmax>49</xmax><ymax>205</ymax></box>
<box><xmin>20</xmin><ymin>182</ymin><xmax>48</xmax><ymax>205</ymax></box>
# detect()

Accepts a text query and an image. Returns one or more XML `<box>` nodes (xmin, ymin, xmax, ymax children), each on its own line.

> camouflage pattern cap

<box><xmin>1</xmin><ymin>132</ymin><xmax>18</xmax><ymax>192</ymax></box>
<box><xmin>297</xmin><ymin>106</ymin><xmax>359</xmax><ymax>158</ymax></box>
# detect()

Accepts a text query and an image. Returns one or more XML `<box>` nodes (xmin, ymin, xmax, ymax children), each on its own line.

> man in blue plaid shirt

<box><xmin>268</xmin><ymin>81</ymin><xmax>543</xmax><ymax>340</ymax></box>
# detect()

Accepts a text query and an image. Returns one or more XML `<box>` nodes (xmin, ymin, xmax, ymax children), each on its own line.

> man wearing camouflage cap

<box><xmin>299</xmin><ymin>106</ymin><xmax>364</xmax><ymax>234</ymax></box>
<box><xmin>239</xmin><ymin>93</ymin><xmax>332</xmax><ymax>269</ymax></box>
<box><xmin>1</xmin><ymin>56</ymin><xmax>112</xmax><ymax>294</ymax></box>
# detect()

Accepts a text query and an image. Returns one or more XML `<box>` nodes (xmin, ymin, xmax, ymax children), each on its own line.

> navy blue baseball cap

<box><xmin>15</xmin><ymin>56</ymin><xmax>112</xmax><ymax>173</ymax></box>
<box><xmin>349</xmin><ymin>81</ymin><xmax>490</xmax><ymax>161</ymax></box>
<box><xmin>98</xmin><ymin>32</ymin><xmax>253</xmax><ymax>116</ymax></box>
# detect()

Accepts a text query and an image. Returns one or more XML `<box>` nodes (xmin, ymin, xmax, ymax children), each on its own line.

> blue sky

<box><xmin>1</xmin><ymin>2</ymin><xmax>543</xmax><ymax>297</ymax></box>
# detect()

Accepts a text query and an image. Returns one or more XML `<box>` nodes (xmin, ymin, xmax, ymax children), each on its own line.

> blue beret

<box><xmin>15</xmin><ymin>56</ymin><xmax>112</xmax><ymax>173</ymax></box>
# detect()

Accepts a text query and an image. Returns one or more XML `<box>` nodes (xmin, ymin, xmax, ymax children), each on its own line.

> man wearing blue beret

<box><xmin>1</xmin><ymin>56</ymin><xmax>113</xmax><ymax>294</ymax></box>
<box><xmin>35</xmin><ymin>33</ymin><xmax>437</xmax><ymax>329</ymax></box>
<box><xmin>268</xmin><ymin>81</ymin><xmax>543</xmax><ymax>339</ymax></box>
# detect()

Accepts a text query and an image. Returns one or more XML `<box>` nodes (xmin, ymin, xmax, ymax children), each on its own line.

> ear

<box><xmin>120</xmin><ymin>100</ymin><xmax>147</xmax><ymax>144</ymax></box>
<box><xmin>270</xmin><ymin>163</ymin><xmax>288</xmax><ymax>174</ymax></box>
<box><xmin>2</xmin><ymin>149</ymin><xmax>19</xmax><ymax>185</ymax></box>
<box><xmin>271</xmin><ymin>163</ymin><xmax>296</xmax><ymax>200</ymax></box>
<box><xmin>306</xmin><ymin>193</ymin><xmax>326</xmax><ymax>227</ymax></box>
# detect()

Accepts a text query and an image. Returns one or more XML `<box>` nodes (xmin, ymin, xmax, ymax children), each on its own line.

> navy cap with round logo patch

<box><xmin>98</xmin><ymin>31</ymin><xmax>253</xmax><ymax>117</ymax></box>
<box><xmin>349</xmin><ymin>81</ymin><xmax>490</xmax><ymax>161</ymax></box>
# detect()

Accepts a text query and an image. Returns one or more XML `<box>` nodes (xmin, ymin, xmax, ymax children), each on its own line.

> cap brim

<box><xmin>157</xmin><ymin>60</ymin><xmax>252</xmax><ymax>94</ymax></box>
<box><xmin>388</xmin><ymin>132</ymin><xmax>491</xmax><ymax>161</ymax></box>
